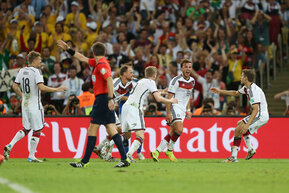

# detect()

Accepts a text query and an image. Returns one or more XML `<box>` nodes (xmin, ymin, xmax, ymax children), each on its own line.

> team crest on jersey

<box><xmin>100</xmin><ymin>68</ymin><xmax>106</xmax><ymax>75</ymax></box>
<box><xmin>250</xmin><ymin>98</ymin><xmax>254</xmax><ymax>103</ymax></box>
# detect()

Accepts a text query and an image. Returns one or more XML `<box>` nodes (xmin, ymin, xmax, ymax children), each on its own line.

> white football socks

<box><xmin>156</xmin><ymin>139</ymin><xmax>169</xmax><ymax>152</ymax></box>
<box><xmin>168</xmin><ymin>140</ymin><xmax>176</xmax><ymax>151</ymax></box>
<box><xmin>29</xmin><ymin>137</ymin><xmax>40</xmax><ymax>159</ymax></box>
<box><xmin>9</xmin><ymin>130</ymin><xmax>26</xmax><ymax>148</ymax></box>
<box><xmin>231</xmin><ymin>146</ymin><xmax>239</xmax><ymax>158</ymax></box>
<box><xmin>127</xmin><ymin>140</ymin><xmax>141</xmax><ymax>156</ymax></box>
<box><xmin>97</xmin><ymin>138</ymin><xmax>109</xmax><ymax>150</ymax></box>
<box><xmin>243</xmin><ymin>135</ymin><xmax>253</xmax><ymax>151</ymax></box>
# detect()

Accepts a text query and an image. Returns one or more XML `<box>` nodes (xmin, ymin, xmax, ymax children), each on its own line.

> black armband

<box><xmin>108</xmin><ymin>96</ymin><xmax>113</xmax><ymax>101</ymax></box>
<box><xmin>67</xmin><ymin>48</ymin><xmax>75</xmax><ymax>56</ymax></box>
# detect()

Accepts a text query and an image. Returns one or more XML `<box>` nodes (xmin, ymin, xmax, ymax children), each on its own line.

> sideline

<box><xmin>0</xmin><ymin>177</ymin><xmax>36</xmax><ymax>193</ymax></box>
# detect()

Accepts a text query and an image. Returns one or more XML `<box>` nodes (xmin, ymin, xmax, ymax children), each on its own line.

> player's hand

<box><xmin>166</xmin><ymin>114</ymin><xmax>172</xmax><ymax>126</ymax></box>
<box><xmin>108</xmin><ymin>99</ymin><xmax>115</xmax><ymax>111</ymax></box>
<box><xmin>210</xmin><ymin>87</ymin><xmax>220</xmax><ymax>94</ymax></box>
<box><xmin>171</xmin><ymin>98</ymin><xmax>178</xmax><ymax>104</ymax></box>
<box><xmin>57</xmin><ymin>40</ymin><xmax>69</xmax><ymax>51</ymax></box>
<box><xmin>186</xmin><ymin>111</ymin><xmax>192</xmax><ymax>120</ymax></box>
<box><xmin>56</xmin><ymin>86</ymin><xmax>67</xmax><ymax>92</ymax></box>
<box><xmin>241</xmin><ymin>124</ymin><xmax>249</xmax><ymax>134</ymax></box>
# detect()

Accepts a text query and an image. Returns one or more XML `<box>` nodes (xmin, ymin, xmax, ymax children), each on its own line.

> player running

<box><xmin>122</xmin><ymin>66</ymin><xmax>178</xmax><ymax>162</ymax></box>
<box><xmin>3</xmin><ymin>51</ymin><xmax>67</xmax><ymax>162</ymax></box>
<box><xmin>57</xmin><ymin>40</ymin><xmax>130</xmax><ymax>168</ymax></box>
<box><xmin>93</xmin><ymin>64</ymin><xmax>140</xmax><ymax>161</ymax></box>
<box><xmin>151</xmin><ymin>59</ymin><xmax>194</xmax><ymax>162</ymax></box>
<box><xmin>210</xmin><ymin>69</ymin><xmax>269</xmax><ymax>162</ymax></box>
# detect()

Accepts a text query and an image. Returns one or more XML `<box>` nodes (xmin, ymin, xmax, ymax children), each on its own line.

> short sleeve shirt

<box><xmin>88</xmin><ymin>57</ymin><xmax>111</xmax><ymax>96</ymax></box>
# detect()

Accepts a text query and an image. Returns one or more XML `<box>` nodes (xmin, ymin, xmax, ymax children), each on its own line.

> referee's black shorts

<box><xmin>90</xmin><ymin>94</ymin><xmax>115</xmax><ymax>125</ymax></box>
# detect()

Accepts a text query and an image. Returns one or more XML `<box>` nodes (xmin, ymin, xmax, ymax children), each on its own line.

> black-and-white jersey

<box><xmin>168</xmin><ymin>75</ymin><xmax>195</xmax><ymax>110</ymax></box>
<box><xmin>14</xmin><ymin>67</ymin><xmax>44</xmax><ymax>110</ymax></box>
<box><xmin>113</xmin><ymin>78</ymin><xmax>138</xmax><ymax>103</ymax></box>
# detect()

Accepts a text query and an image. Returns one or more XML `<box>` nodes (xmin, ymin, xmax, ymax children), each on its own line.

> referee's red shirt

<box><xmin>88</xmin><ymin>57</ymin><xmax>111</xmax><ymax>96</ymax></box>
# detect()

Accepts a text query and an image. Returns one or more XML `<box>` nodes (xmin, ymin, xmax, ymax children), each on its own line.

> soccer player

<box><xmin>210</xmin><ymin>69</ymin><xmax>269</xmax><ymax>162</ymax></box>
<box><xmin>57</xmin><ymin>40</ymin><xmax>130</xmax><ymax>168</ymax></box>
<box><xmin>122</xmin><ymin>66</ymin><xmax>178</xmax><ymax>162</ymax></box>
<box><xmin>151</xmin><ymin>59</ymin><xmax>194</xmax><ymax>162</ymax></box>
<box><xmin>3</xmin><ymin>51</ymin><xmax>67</xmax><ymax>162</ymax></box>
<box><xmin>93</xmin><ymin>64</ymin><xmax>139</xmax><ymax>161</ymax></box>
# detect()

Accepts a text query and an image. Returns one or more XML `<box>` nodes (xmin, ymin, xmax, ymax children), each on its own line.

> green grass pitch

<box><xmin>1</xmin><ymin>159</ymin><xmax>289</xmax><ymax>193</ymax></box>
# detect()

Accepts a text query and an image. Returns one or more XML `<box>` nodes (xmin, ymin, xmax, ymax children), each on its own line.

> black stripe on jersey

<box><xmin>38</xmin><ymin>90</ymin><xmax>40</xmax><ymax>110</ymax></box>
<box><xmin>113</xmin><ymin>78</ymin><xmax>121</xmax><ymax>88</ymax></box>
<box><xmin>171</xmin><ymin>105</ymin><xmax>177</xmax><ymax>120</ymax></box>
<box><xmin>27</xmin><ymin>67</ymin><xmax>35</xmax><ymax>72</ymax></box>
<box><xmin>40</xmin><ymin>109</ymin><xmax>44</xmax><ymax>125</ymax></box>
<box><xmin>138</xmin><ymin>89</ymin><xmax>149</xmax><ymax>110</ymax></box>
<box><xmin>171</xmin><ymin>75</ymin><xmax>182</xmax><ymax>86</ymax></box>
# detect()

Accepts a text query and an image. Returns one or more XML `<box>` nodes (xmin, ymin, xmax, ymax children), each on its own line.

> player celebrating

<box><xmin>151</xmin><ymin>59</ymin><xmax>194</xmax><ymax>162</ymax></box>
<box><xmin>3</xmin><ymin>51</ymin><xmax>67</xmax><ymax>162</ymax></box>
<box><xmin>93</xmin><ymin>64</ymin><xmax>139</xmax><ymax>161</ymax></box>
<box><xmin>210</xmin><ymin>69</ymin><xmax>269</xmax><ymax>162</ymax></box>
<box><xmin>122</xmin><ymin>66</ymin><xmax>178</xmax><ymax>162</ymax></box>
<box><xmin>57</xmin><ymin>40</ymin><xmax>130</xmax><ymax>168</ymax></box>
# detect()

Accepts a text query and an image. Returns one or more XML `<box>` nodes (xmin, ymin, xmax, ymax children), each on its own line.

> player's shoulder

<box><xmin>170</xmin><ymin>75</ymin><xmax>182</xmax><ymax>85</ymax></box>
<box><xmin>113</xmin><ymin>77</ymin><xmax>121</xmax><ymax>85</ymax></box>
<box><xmin>132</xmin><ymin>78</ymin><xmax>138</xmax><ymax>83</ymax></box>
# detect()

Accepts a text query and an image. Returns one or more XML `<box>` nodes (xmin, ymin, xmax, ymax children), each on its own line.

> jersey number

<box><xmin>22</xmin><ymin>78</ymin><xmax>30</xmax><ymax>93</ymax></box>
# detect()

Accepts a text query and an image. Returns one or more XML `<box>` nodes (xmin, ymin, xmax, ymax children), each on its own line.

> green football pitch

<box><xmin>0</xmin><ymin>159</ymin><xmax>289</xmax><ymax>193</ymax></box>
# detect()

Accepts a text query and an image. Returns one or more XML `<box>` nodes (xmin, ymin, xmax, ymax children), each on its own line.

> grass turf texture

<box><xmin>0</xmin><ymin>159</ymin><xmax>289</xmax><ymax>193</ymax></box>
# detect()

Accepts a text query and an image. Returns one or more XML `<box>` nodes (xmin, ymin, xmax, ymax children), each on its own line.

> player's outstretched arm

<box><xmin>38</xmin><ymin>83</ymin><xmax>67</xmax><ymax>93</ymax></box>
<box><xmin>57</xmin><ymin>40</ymin><xmax>89</xmax><ymax>63</ymax></box>
<box><xmin>210</xmin><ymin>87</ymin><xmax>240</xmax><ymax>96</ymax></box>
<box><xmin>274</xmin><ymin>90</ymin><xmax>289</xmax><ymax>99</ymax></box>
<box><xmin>153</xmin><ymin>92</ymin><xmax>178</xmax><ymax>104</ymax></box>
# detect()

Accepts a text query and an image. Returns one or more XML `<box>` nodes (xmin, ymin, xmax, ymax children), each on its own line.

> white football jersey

<box><xmin>168</xmin><ymin>75</ymin><xmax>195</xmax><ymax>110</ymax></box>
<box><xmin>14</xmin><ymin>67</ymin><xmax>44</xmax><ymax>110</ymax></box>
<box><xmin>125</xmin><ymin>78</ymin><xmax>158</xmax><ymax>109</ymax></box>
<box><xmin>238</xmin><ymin>83</ymin><xmax>269</xmax><ymax>119</ymax></box>
<box><xmin>113</xmin><ymin>77</ymin><xmax>138</xmax><ymax>103</ymax></box>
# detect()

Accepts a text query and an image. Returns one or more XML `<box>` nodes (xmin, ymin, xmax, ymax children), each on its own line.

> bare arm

<box><xmin>106</xmin><ymin>76</ymin><xmax>115</xmax><ymax>111</ymax></box>
<box><xmin>210</xmin><ymin>87</ymin><xmax>241</xmax><ymax>96</ymax></box>
<box><xmin>38</xmin><ymin>83</ymin><xmax>67</xmax><ymax>93</ymax></box>
<box><xmin>57</xmin><ymin>40</ymin><xmax>89</xmax><ymax>63</ymax></box>
<box><xmin>274</xmin><ymin>90</ymin><xmax>289</xmax><ymax>99</ymax></box>
<box><xmin>12</xmin><ymin>83</ymin><xmax>23</xmax><ymax>98</ymax></box>
<box><xmin>153</xmin><ymin>91</ymin><xmax>177</xmax><ymax>104</ymax></box>
<box><xmin>245</xmin><ymin>104</ymin><xmax>259</xmax><ymax>126</ymax></box>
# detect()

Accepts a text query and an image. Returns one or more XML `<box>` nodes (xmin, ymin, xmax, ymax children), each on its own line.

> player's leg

<box><xmin>106</xmin><ymin>123</ymin><xmax>130</xmax><ymax>167</ymax></box>
<box><xmin>127</xmin><ymin>129</ymin><xmax>144</xmax><ymax>162</ymax></box>
<box><xmin>4</xmin><ymin>128</ymin><xmax>30</xmax><ymax>160</ymax></box>
<box><xmin>122</xmin><ymin>131</ymin><xmax>131</xmax><ymax>153</ymax></box>
<box><xmin>92</xmin><ymin>136</ymin><xmax>110</xmax><ymax>159</ymax></box>
<box><xmin>27</xmin><ymin>109</ymin><xmax>45</xmax><ymax>162</ymax></box>
<box><xmin>165</xmin><ymin>121</ymin><xmax>183</xmax><ymax>162</ymax></box>
<box><xmin>151</xmin><ymin>126</ymin><xmax>172</xmax><ymax>162</ymax></box>
<box><xmin>137</xmin><ymin>144</ymin><xmax>145</xmax><ymax>160</ymax></box>
<box><xmin>70</xmin><ymin>123</ymin><xmax>100</xmax><ymax>168</ymax></box>
<box><xmin>4</xmin><ymin>110</ymin><xmax>31</xmax><ymax>160</ymax></box>
<box><xmin>223</xmin><ymin>120</ymin><xmax>243</xmax><ymax>162</ymax></box>
<box><xmin>104</xmin><ymin>125</ymin><xmax>123</xmax><ymax>162</ymax></box>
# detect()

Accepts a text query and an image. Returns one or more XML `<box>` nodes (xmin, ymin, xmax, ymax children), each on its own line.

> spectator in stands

<box><xmin>48</xmin><ymin>63</ymin><xmax>67</xmax><ymax>112</ymax></box>
<box><xmin>145</xmin><ymin>102</ymin><xmax>163</xmax><ymax>116</ymax></box>
<box><xmin>200</xmin><ymin>104</ymin><xmax>214</xmax><ymax>116</ymax></box>
<box><xmin>254</xmin><ymin>43</ymin><xmax>266</xmax><ymax>85</ymax></box>
<box><xmin>274</xmin><ymin>89</ymin><xmax>289</xmax><ymax>115</ymax></box>
<box><xmin>62</xmin><ymin>94</ymin><xmax>84</xmax><ymax>116</ymax></box>
<box><xmin>77</xmin><ymin>83</ymin><xmax>95</xmax><ymax>115</ymax></box>
<box><xmin>225</xmin><ymin>101</ymin><xmax>238</xmax><ymax>116</ymax></box>
<box><xmin>108</xmin><ymin>43</ymin><xmax>130</xmax><ymax>69</ymax></box>
<box><xmin>133</xmin><ymin>48</ymin><xmax>146</xmax><ymax>78</ymax></box>
<box><xmin>73</xmin><ymin>31</ymin><xmax>89</xmax><ymax>56</ymax></box>
<box><xmin>42</xmin><ymin>47</ymin><xmax>56</xmax><ymax>75</ymax></box>
<box><xmin>43</xmin><ymin>104</ymin><xmax>61</xmax><ymax>116</ymax></box>
<box><xmin>61</xmin><ymin>66</ymin><xmax>83</xmax><ymax>106</ymax></box>
<box><xmin>193</xmin><ymin>98</ymin><xmax>221</xmax><ymax>116</ymax></box>
<box><xmin>65</xmin><ymin>1</ymin><xmax>86</xmax><ymax>30</ymax></box>
<box><xmin>7</xmin><ymin>94</ymin><xmax>21</xmax><ymax>115</ymax></box>
<box><xmin>12</xmin><ymin>53</ymin><xmax>26</xmax><ymax>69</ymax></box>
<box><xmin>0</xmin><ymin>99</ymin><xmax>6</xmax><ymax>115</ymax></box>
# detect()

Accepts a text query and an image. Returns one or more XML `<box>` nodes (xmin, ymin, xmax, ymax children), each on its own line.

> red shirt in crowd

<box><xmin>88</xmin><ymin>57</ymin><xmax>111</xmax><ymax>96</ymax></box>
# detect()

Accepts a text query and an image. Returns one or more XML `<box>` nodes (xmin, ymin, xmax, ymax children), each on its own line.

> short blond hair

<box><xmin>27</xmin><ymin>51</ymin><xmax>40</xmax><ymax>65</ymax></box>
<box><xmin>145</xmin><ymin>66</ymin><xmax>157</xmax><ymax>78</ymax></box>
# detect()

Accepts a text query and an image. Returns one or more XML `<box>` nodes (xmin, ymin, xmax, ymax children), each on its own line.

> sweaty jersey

<box><xmin>238</xmin><ymin>83</ymin><xmax>269</xmax><ymax>119</ymax></box>
<box><xmin>168</xmin><ymin>75</ymin><xmax>195</xmax><ymax>110</ymax></box>
<box><xmin>88</xmin><ymin>57</ymin><xmax>111</xmax><ymax>96</ymax></box>
<box><xmin>113</xmin><ymin>77</ymin><xmax>138</xmax><ymax>103</ymax></box>
<box><xmin>125</xmin><ymin>78</ymin><xmax>158</xmax><ymax>109</ymax></box>
<box><xmin>14</xmin><ymin>67</ymin><xmax>44</xmax><ymax>110</ymax></box>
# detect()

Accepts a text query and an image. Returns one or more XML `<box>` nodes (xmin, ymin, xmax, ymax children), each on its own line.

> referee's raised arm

<box><xmin>57</xmin><ymin>40</ymin><xmax>89</xmax><ymax>64</ymax></box>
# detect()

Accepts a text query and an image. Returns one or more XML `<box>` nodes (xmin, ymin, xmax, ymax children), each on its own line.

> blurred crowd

<box><xmin>0</xmin><ymin>0</ymin><xmax>289</xmax><ymax>116</ymax></box>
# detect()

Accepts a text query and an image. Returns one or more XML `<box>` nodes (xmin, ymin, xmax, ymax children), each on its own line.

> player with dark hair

<box><xmin>210</xmin><ymin>69</ymin><xmax>269</xmax><ymax>162</ymax></box>
<box><xmin>57</xmin><ymin>40</ymin><xmax>130</xmax><ymax>168</ymax></box>
<box><xmin>3</xmin><ymin>51</ymin><xmax>67</xmax><ymax>162</ymax></box>
<box><xmin>151</xmin><ymin>59</ymin><xmax>194</xmax><ymax>162</ymax></box>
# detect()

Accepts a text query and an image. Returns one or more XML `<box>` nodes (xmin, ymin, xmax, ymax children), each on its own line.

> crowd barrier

<box><xmin>0</xmin><ymin>116</ymin><xmax>288</xmax><ymax>159</ymax></box>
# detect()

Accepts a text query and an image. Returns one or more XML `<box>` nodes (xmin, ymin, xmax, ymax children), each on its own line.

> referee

<box><xmin>57</xmin><ymin>40</ymin><xmax>130</xmax><ymax>168</ymax></box>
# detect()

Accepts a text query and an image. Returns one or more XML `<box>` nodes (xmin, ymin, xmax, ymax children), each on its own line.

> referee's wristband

<box><xmin>108</xmin><ymin>97</ymin><xmax>113</xmax><ymax>101</ymax></box>
<box><xmin>67</xmin><ymin>48</ymin><xmax>75</xmax><ymax>56</ymax></box>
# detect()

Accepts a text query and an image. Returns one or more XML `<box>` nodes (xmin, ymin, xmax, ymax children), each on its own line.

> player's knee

<box><xmin>116</xmin><ymin>126</ymin><xmax>122</xmax><ymax>134</ymax></box>
<box><xmin>32</xmin><ymin>130</ymin><xmax>41</xmax><ymax>138</ymax></box>
<box><xmin>22</xmin><ymin>128</ymin><xmax>30</xmax><ymax>136</ymax></box>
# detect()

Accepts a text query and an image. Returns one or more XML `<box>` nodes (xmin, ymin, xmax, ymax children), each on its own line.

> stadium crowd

<box><xmin>0</xmin><ymin>0</ymin><xmax>288</xmax><ymax>116</ymax></box>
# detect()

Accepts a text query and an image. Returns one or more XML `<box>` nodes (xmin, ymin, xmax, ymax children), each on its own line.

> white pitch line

<box><xmin>0</xmin><ymin>177</ymin><xmax>36</xmax><ymax>193</ymax></box>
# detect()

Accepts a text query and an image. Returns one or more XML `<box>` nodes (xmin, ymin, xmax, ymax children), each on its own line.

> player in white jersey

<box><xmin>122</xmin><ymin>66</ymin><xmax>178</xmax><ymax>162</ymax></box>
<box><xmin>151</xmin><ymin>59</ymin><xmax>194</xmax><ymax>162</ymax></box>
<box><xmin>3</xmin><ymin>51</ymin><xmax>67</xmax><ymax>162</ymax></box>
<box><xmin>210</xmin><ymin>69</ymin><xmax>269</xmax><ymax>162</ymax></box>
<box><xmin>93</xmin><ymin>64</ymin><xmax>138</xmax><ymax>161</ymax></box>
